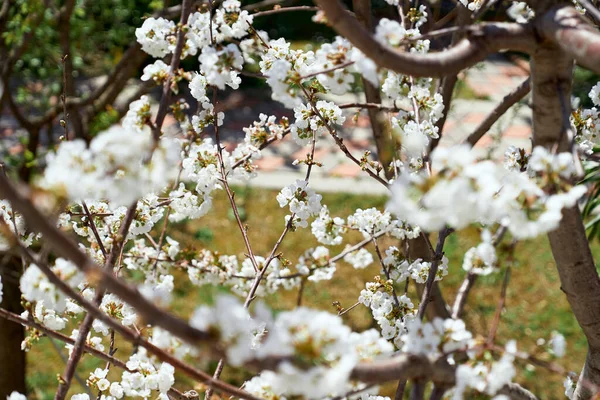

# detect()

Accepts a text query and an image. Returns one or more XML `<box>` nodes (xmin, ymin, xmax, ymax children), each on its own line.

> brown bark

<box><xmin>539</xmin><ymin>5</ymin><xmax>600</xmax><ymax>76</ymax></box>
<box><xmin>352</xmin><ymin>0</ymin><xmax>394</xmax><ymax>176</ymax></box>
<box><xmin>530</xmin><ymin>26</ymin><xmax>600</xmax><ymax>399</ymax></box>
<box><xmin>407</xmin><ymin>235</ymin><xmax>451</xmax><ymax>320</ymax></box>
<box><xmin>313</xmin><ymin>0</ymin><xmax>536</xmax><ymax>77</ymax></box>
<box><xmin>0</xmin><ymin>254</ymin><xmax>26</xmax><ymax>398</ymax></box>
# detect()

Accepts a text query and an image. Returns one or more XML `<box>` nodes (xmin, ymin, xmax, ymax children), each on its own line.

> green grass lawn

<box><xmin>26</xmin><ymin>186</ymin><xmax>597</xmax><ymax>399</ymax></box>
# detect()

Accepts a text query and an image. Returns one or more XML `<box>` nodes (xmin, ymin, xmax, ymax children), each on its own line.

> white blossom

<box><xmin>507</xmin><ymin>2</ymin><xmax>535</xmax><ymax>22</ymax></box>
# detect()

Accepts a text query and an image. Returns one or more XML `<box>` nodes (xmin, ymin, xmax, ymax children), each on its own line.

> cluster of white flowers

<box><xmin>408</xmin><ymin>256</ymin><xmax>449</xmax><ymax>283</ymax></box>
<box><xmin>343</xmin><ymin>248</ymin><xmax>374</xmax><ymax>269</ymax></box>
<box><xmin>140</xmin><ymin>60</ymin><xmax>170</xmax><ymax>84</ymax></box>
<box><xmin>64</xmin><ymin>328</ymin><xmax>105</xmax><ymax>355</ymax></box>
<box><xmin>462</xmin><ymin>230</ymin><xmax>497</xmax><ymax>275</ymax></box>
<box><xmin>257</xmin><ymin>307</ymin><xmax>392</xmax><ymax>398</ymax></box>
<box><xmin>124</xmin><ymin>236</ymin><xmax>179</xmax><ymax>276</ymax></box>
<box><xmin>454</xmin><ymin>341</ymin><xmax>518</xmax><ymax>398</ymax></box>
<box><xmin>296</xmin><ymin>246</ymin><xmax>336</xmax><ymax>281</ymax></box>
<box><xmin>41</xmin><ymin>124</ymin><xmax>179</xmax><ymax>206</ymax></box>
<box><xmin>149</xmin><ymin>327</ymin><xmax>196</xmax><ymax>359</ymax></box>
<box><xmin>93</xmin><ymin>293</ymin><xmax>138</xmax><ymax>335</ymax></box>
<box><xmin>185</xmin><ymin>249</ymin><xmax>300</xmax><ymax>297</ymax></box>
<box><xmin>277</xmin><ymin>180</ymin><xmax>323</xmax><ymax>228</ymax></box>
<box><xmin>401</xmin><ymin>318</ymin><xmax>473</xmax><ymax>357</ymax></box>
<box><xmin>243</xmin><ymin>113</ymin><xmax>288</xmax><ymax>148</ymax></box>
<box><xmin>504</xmin><ymin>145</ymin><xmax>527</xmax><ymax>171</ymax></box>
<box><xmin>348</xmin><ymin>208</ymin><xmax>420</xmax><ymax>240</ymax></box>
<box><xmin>20</xmin><ymin>259</ymin><xmax>83</xmax><ymax>314</ymax></box>
<box><xmin>0</xmin><ymin>200</ymin><xmax>34</xmax><ymax>250</ymax></box>
<box><xmin>137</xmin><ymin>0</ymin><xmax>252</xmax><ymax>61</ymax></box>
<box><xmin>199</xmin><ymin>44</ymin><xmax>244</xmax><ymax>90</ymax></box>
<box><xmin>507</xmin><ymin>2</ymin><xmax>535</xmax><ymax>22</ymax></box>
<box><xmin>83</xmin><ymin>349</ymin><xmax>175</xmax><ymax>399</ymax></box>
<box><xmin>135</xmin><ymin>17</ymin><xmax>176</xmax><ymax>58</ymax></box>
<box><xmin>389</xmin><ymin>145</ymin><xmax>586</xmax><ymax>238</ymax></box>
<box><xmin>311</xmin><ymin>37</ymin><xmax>355</xmax><ymax>95</ymax></box>
<box><xmin>187</xmin><ymin>294</ymin><xmax>393</xmax><ymax>399</ymax></box>
<box><xmin>62</xmin><ymin>197</ymin><xmax>166</xmax><ymax>260</ymax></box>
<box><xmin>11</xmin><ymin>0</ymin><xmax>589</xmax><ymax>397</ymax></box>
<box><xmin>572</xmin><ymin>82</ymin><xmax>600</xmax><ymax>153</ymax></box>
<box><xmin>290</xmin><ymin>101</ymin><xmax>345</xmax><ymax>146</ymax></box>
<box><xmin>259</xmin><ymin>38</ymin><xmax>314</xmax><ymax>108</ymax></box>
<box><xmin>459</xmin><ymin>0</ymin><xmax>485</xmax><ymax>11</ymax></box>
<box><xmin>358</xmin><ymin>281</ymin><xmax>413</xmax><ymax>344</ymax></box>
<box><xmin>311</xmin><ymin>205</ymin><xmax>346</xmax><ymax>245</ymax></box>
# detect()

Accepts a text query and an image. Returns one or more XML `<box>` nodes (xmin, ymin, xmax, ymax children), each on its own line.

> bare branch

<box><xmin>497</xmin><ymin>383</ymin><xmax>540</xmax><ymax>400</ymax></box>
<box><xmin>451</xmin><ymin>272</ymin><xmax>477</xmax><ymax>319</ymax></box>
<box><xmin>251</xmin><ymin>6</ymin><xmax>320</xmax><ymax>18</ymax></box>
<box><xmin>313</xmin><ymin>0</ymin><xmax>536</xmax><ymax>77</ymax></box>
<box><xmin>352</xmin><ymin>0</ymin><xmax>394</xmax><ymax>177</ymax></box>
<box><xmin>487</xmin><ymin>267</ymin><xmax>510</xmax><ymax>344</ymax></box>
<box><xmin>408</xmin><ymin>234</ymin><xmax>452</xmax><ymax>321</ymax></box>
<box><xmin>152</xmin><ymin>0</ymin><xmax>194</xmax><ymax>143</ymax></box>
<box><xmin>338</xmin><ymin>103</ymin><xmax>406</xmax><ymax>112</ymax></box>
<box><xmin>417</xmin><ymin>228</ymin><xmax>452</xmax><ymax>319</ymax></box>
<box><xmin>465</xmin><ymin>77</ymin><xmax>531</xmax><ymax>147</ymax></box>
<box><xmin>350</xmin><ymin>355</ymin><xmax>455</xmax><ymax>387</ymax></box>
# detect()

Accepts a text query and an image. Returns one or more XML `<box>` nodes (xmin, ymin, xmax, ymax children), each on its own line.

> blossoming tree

<box><xmin>2</xmin><ymin>0</ymin><xmax>600</xmax><ymax>399</ymax></box>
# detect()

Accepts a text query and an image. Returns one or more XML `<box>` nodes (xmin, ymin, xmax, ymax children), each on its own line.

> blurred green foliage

<box><xmin>3</xmin><ymin>0</ymin><xmax>162</xmax><ymax>112</ymax></box>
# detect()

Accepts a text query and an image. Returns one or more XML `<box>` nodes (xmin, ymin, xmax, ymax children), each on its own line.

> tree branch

<box><xmin>539</xmin><ymin>5</ymin><xmax>600</xmax><ymax>76</ymax></box>
<box><xmin>0</xmin><ymin>174</ymin><xmax>211</xmax><ymax>345</ymax></box>
<box><xmin>465</xmin><ymin>77</ymin><xmax>531</xmax><ymax>147</ymax></box>
<box><xmin>313</xmin><ymin>0</ymin><xmax>536</xmax><ymax>77</ymax></box>
<box><xmin>152</xmin><ymin>0</ymin><xmax>193</xmax><ymax>143</ymax></box>
<box><xmin>497</xmin><ymin>382</ymin><xmax>540</xmax><ymax>400</ymax></box>
<box><xmin>352</xmin><ymin>0</ymin><xmax>394</xmax><ymax>177</ymax></box>
<box><xmin>55</xmin><ymin>203</ymin><xmax>137</xmax><ymax>400</ymax></box>
<box><xmin>530</xmin><ymin>23</ymin><xmax>600</xmax><ymax>398</ymax></box>
<box><xmin>0</xmin><ymin>308</ymin><xmax>188</xmax><ymax>400</ymax></box>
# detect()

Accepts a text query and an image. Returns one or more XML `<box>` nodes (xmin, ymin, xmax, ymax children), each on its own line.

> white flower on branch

<box><xmin>462</xmin><ymin>229</ymin><xmax>497</xmax><ymax>276</ymax></box>
<box><xmin>277</xmin><ymin>180</ymin><xmax>322</xmax><ymax>228</ymax></box>
<box><xmin>507</xmin><ymin>2</ymin><xmax>535</xmax><ymax>22</ymax></box>
<box><xmin>388</xmin><ymin>144</ymin><xmax>586</xmax><ymax>238</ymax></box>
<box><xmin>7</xmin><ymin>392</ymin><xmax>27</xmax><ymax>400</ymax></box>
<box><xmin>20</xmin><ymin>259</ymin><xmax>83</xmax><ymax>313</ymax></box>
<box><xmin>141</xmin><ymin>60</ymin><xmax>170</xmax><ymax>84</ymax></box>
<box><xmin>343</xmin><ymin>248</ymin><xmax>374</xmax><ymax>269</ymax></box>
<box><xmin>311</xmin><ymin>206</ymin><xmax>346</xmax><ymax>245</ymax></box>
<box><xmin>41</xmin><ymin>125</ymin><xmax>180</xmax><ymax>206</ymax></box>
<box><xmin>135</xmin><ymin>17</ymin><xmax>175</xmax><ymax>58</ymax></box>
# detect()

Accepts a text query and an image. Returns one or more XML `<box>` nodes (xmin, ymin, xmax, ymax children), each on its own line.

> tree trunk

<box><xmin>530</xmin><ymin>30</ymin><xmax>600</xmax><ymax>399</ymax></box>
<box><xmin>0</xmin><ymin>254</ymin><xmax>26</xmax><ymax>397</ymax></box>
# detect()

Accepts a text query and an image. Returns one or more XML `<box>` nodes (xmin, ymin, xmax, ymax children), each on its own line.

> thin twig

<box><xmin>151</xmin><ymin>0</ymin><xmax>193</xmax><ymax>143</ymax></box>
<box><xmin>487</xmin><ymin>266</ymin><xmax>511</xmax><ymax>344</ymax></box>
<box><xmin>465</xmin><ymin>77</ymin><xmax>531</xmax><ymax>147</ymax></box>
<box><xmin>251</xmin><ymin>5</ymin><xmax>320</xmax><ymax>18</ymax></box>
<box><xmin>417</xmin><ymin>228</ymin><xmax>452</xmax><ymax>319</ymax></box>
